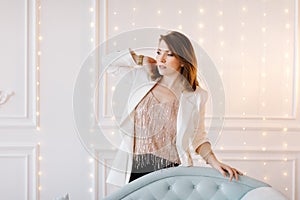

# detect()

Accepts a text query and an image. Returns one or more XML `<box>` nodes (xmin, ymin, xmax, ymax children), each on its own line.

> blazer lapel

<box><xmin>177</xmin><ymin>92</ymin><xmax>196</xmax><ymax>136</ymax></box>
<box><xmin>119</xmin><ymin>81</ymin><xmax>157</xmax><ymax>127</ymax></box>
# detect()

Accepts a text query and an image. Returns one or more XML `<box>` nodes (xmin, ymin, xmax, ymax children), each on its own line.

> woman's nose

<box><xmin>158</xmin><ymin>54</ymin><xmax>166</xmax><ymax>63</ymax></box>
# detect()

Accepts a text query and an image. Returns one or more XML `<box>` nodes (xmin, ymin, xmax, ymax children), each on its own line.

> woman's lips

<box><xmin>158</xmin><ymin>65</ymin><xmax>167</xmax><ymax>69</ymax></box>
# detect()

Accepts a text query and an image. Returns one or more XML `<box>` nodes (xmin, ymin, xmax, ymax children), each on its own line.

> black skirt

<box><xmin>129</xmin><ymin>154</ymin><xmax>179</xmax><ymax>182</ymax></box>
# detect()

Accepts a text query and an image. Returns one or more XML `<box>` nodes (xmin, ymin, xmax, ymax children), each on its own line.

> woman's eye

<box><xmin>156</xmin><ymin>51</ymin><xmax>161</xmax><ymax>55</ymax></box>
<box><xmin>167</xmin><ymin>53</ymin><xmax>174</xmax><ymax>56</ymax></box>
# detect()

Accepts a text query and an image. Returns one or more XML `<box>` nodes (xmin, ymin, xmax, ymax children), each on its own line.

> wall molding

<box><xmin>0</xmin><ymin>0</ymin><xmax>40</xmax><ymax>128</ymax></box>
<box><xmin>0</xmin><ymin>144</ymin><xmax>39</xmax><ymax>200</ymax></box>
<box><xmin>0</xmin><ymin>90</ymin><xmax>15</xmax><ymax>106</ymax></box>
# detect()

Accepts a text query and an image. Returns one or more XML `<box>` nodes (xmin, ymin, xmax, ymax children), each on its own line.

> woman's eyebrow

<box><xmin>157</xmin><ymin>48</ymin><xmax>170</xmax><ymax>52</ymax></box>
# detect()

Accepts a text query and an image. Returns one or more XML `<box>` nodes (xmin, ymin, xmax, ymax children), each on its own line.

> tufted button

<box><xmin>193</xmin><ymin>185</ymin><xmax>197</xmax><ymax>189</ymax></box>
<box><xmin>168</xmin><ymin>185</ymin><xmax>172</xmax><ymax>190</ymax></box>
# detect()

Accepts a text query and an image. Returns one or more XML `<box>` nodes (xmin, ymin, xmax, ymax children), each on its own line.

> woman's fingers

<box><xmin>219</xmin><ymin>165</ymin><xmax>240</xmax><ymax>181</ymax></box>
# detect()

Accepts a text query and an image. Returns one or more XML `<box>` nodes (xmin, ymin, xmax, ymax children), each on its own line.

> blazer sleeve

<box><xmin>191</xmin><ymin>88</ymin><xmax>210</xmax><ymax>151</ymax></box>
<box><xmin>102</xmin><ymin>49</ymin><xmax>138</xmax><ymax>74</ymax></box>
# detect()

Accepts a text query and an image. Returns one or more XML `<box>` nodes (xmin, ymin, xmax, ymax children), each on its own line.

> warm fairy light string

<box><xmin>36</xmin><ymin>1</ymin><xmax>42</xmax><ymax>198</ymax></box>
<box><xmin>284</xmin><ymin>7</ymin><xmax>291</xmax><ymax>118</ymax></box>
<box><xmin>88</xmin><ymin>2</ymin><xmax>294</xmax><ymax>196</ymax></box>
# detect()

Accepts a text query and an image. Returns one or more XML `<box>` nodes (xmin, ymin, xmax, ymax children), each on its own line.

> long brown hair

<box><xmin>158</xmin><ymin>31</ymin><xmax>199</xmax><ymax>91</ymax></box>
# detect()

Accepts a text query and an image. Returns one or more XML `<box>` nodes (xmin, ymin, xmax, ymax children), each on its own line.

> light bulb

<box><xmin>219</xmin><ymin>26</ymin><xmax>224</xmax><ymax>31</ymax></box>
<box><xmin>283</xmin><ymin>172</ymin><xmax>288</xmax><ymax>176</ymax></box>
<box><xmin>90</xmin><ymin>8</ymin><xmax>94</xmax><ymax>12</ymax></box>
<box><xmin>114</xmin><ymin>26</ymin><xmax>118</xmax><ymax>31</ymax></box>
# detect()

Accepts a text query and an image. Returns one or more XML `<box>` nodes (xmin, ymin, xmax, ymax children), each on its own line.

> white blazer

<box><xmin>105</xmin><ymin>50</ymin><xmax>210</xmax><ymax>187</ymax></box>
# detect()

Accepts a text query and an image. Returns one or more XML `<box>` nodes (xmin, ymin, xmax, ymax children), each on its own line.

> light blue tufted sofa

<box><xmin>104</xmin><ymin>166</ymin><xmax>288</xmax><ymax>200</ymax></box>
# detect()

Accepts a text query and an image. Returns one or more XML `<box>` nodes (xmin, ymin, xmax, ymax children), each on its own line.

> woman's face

<box><xmin>156</xmin><ymin>40</ymin><xmax>181</xmax><ymax>76</ymax></box>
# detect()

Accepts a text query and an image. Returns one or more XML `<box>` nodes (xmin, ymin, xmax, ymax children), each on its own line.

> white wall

<box><xmin>0</xmin><ymin>0</ymin><xmax>299</xmax><ymax>200</ymax></box>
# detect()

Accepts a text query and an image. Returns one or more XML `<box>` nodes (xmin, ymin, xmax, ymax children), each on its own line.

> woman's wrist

<box><xmin>129</xmin><ymin>50</ymin><xmax>144</xmax><ymax>65</ymax></box>
<box><xmin>207</xmin><ymin>153</ymin><xmax>222</xmax><ymax>169</ymax></box>
<box><xmin>137</xmin><ymin>55</ymin><xmax>144</xmax><ymax>65</ymax></box>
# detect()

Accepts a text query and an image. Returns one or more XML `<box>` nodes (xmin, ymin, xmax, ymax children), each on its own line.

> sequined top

<box><xmin>133</xmin><ymin>89</ymin><xmax>181</xmax><ymax>169</ymax></box>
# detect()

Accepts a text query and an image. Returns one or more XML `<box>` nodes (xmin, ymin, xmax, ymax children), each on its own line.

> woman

<box><xmin>106</xmin><ymin>31</ymin><xmax>241</xmax><ymax>187</ymax></box>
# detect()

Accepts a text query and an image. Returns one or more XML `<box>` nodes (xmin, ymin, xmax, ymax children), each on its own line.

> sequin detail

<box><xmin>133</xmin><ymin>90</ymin><xmax>180</xmax><ymax>170</ymax></box>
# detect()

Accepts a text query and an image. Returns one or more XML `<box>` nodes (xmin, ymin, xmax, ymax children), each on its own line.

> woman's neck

<box><xmin>159</xmin><ymin>73</ymin><xmax>181</xmax><ymax>89</ymax></box>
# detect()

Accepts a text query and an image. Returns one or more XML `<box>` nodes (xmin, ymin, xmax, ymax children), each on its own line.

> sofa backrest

<box><xmin>104</xmin><ymin>166</ymin><xmax>271</xmax><ymax>200</ymax></box>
